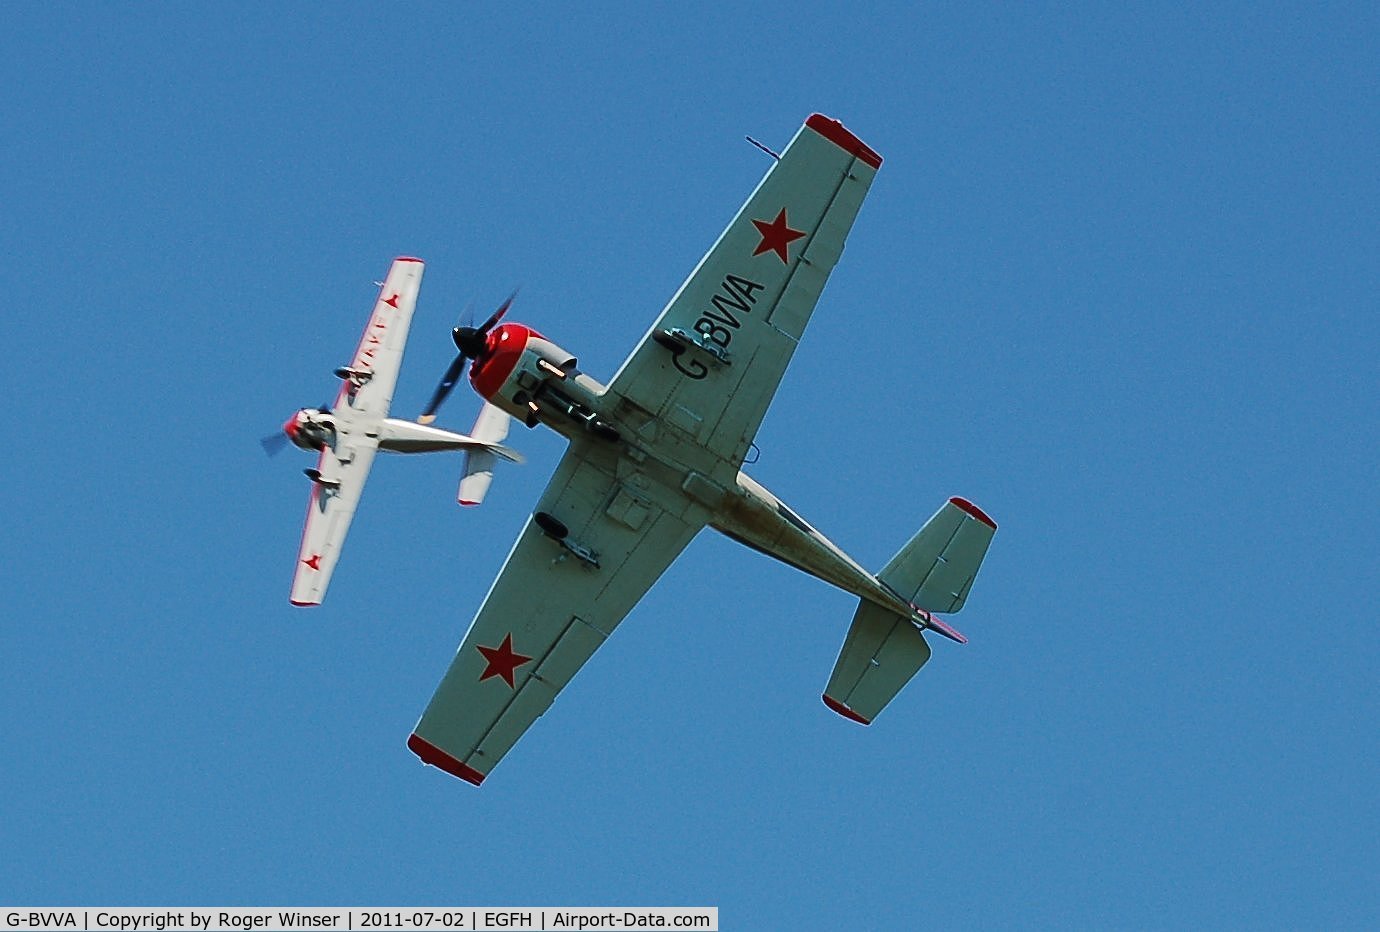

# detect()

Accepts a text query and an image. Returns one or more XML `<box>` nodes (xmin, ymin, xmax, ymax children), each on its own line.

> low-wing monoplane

<box><xmin>392</xmin><ymin>114</ymin><xmax>998</xmax><ymax>785</ymax></box>
<box><xmin>265</xmin><ymin>257</ymin><xmax>522</xmax><ymax>606</ymax></box>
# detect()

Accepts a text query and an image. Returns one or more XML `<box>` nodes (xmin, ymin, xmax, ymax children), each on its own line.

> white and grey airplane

<box><xmin>265</xmin><ymin>258</ymin><xmax>522</xmax><ymax>607</ymax></box>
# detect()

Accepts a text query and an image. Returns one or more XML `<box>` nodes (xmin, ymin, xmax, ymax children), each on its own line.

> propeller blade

<box><xmin>418</xmin><ymin>353</ymin><xmax>470</xmax><ymax>424</ymax></box>
<box><xmin>260</xmin><ymin>431</ymin><xmax>291</xmax><ymax>457</ymax></box>
<box><xmin>478</xmin><ymin>289</ymin><xmax>518</xmax><ymax>335</ymax></box>
<box><xmin>426</xmin><ymin>293</ymin><xmax>513</xmax><ymax>423</ymax></box>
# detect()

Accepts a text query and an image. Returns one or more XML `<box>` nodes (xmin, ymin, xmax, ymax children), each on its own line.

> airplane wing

<box><xmin>290</xmin><ymin>441</ymin><xmax>379</xmax><ymax>605</ymax></box>
<box><xmin>603</xmin><ymin>115</ymin><xmax>880</xmax><ymax>480</ymax></box>
<box><xmin>289</xmin><ymin>257</ymin><xmax>425</xmax><ymax>605</ymax></box>
<box><xmin>333</xmin><ymin>257</ymin><xmax>425</xmax><ymax>415</ymax></box>
<box><xmin>409</xmin><ymin>445</ymin><xmax>705</xmax><ymax>784</ymax></box>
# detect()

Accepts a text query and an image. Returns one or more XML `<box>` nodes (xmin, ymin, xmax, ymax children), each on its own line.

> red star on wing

<box><xmin>384</xmin><ymin>293</ymin><xmax>400</xmax><ymax>308</ymax></box>
<box><xmin>751</xmin><ymin>208</ymin><xmax>806</xmax><ymax>264</ymax></box>
<box><xmin>302</xmin><ymin>554</ymin><xmax>322</xmax><ymax>571</ymax></box>
<box><xmin>476</xmin><ymin>633</ymin><xmax>533</xmax><ymax>689</ymax></box>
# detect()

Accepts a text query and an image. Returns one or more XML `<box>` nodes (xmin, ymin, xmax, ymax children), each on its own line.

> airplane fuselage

<box><xmin>465</xmin><ymin>322</ymin><xmax>930</xmax><ymax>628</ymax></box>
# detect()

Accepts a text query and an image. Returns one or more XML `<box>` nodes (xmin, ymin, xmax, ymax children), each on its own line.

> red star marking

<box><xmin>752</xmin><ymin>208</ymin><xmax>806</xmax><ymax>264</ymax></box>
<box><xmin>302</xmin><ymin>554</ymin><xmax>322</xmax><ymax>571</ymax></box>
<box><xmin>476</xmin><ymin>633</ymin><xmax>533</xmax><ymax>689</ymax></box>
<box><xmin>384</xmin><ymin>293</ymin><xmax>400</xmax><ymax>308</ymax></box>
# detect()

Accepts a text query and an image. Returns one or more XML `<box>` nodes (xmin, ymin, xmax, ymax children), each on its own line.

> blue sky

<box><xmin>3</xmin><ymin>2</ymin><xmax>1377</xmax><ymax>927</ymax></box>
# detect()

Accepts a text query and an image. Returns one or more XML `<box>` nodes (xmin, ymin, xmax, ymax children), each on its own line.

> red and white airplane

<box><xmin>272</xmin><ymin>114</ymin><xmax>997</xmax><ymax>786</ymax></box>
<box><xmin>264</xmin><ymin>257</ymin><xmax>522</xmax><ymax>606</ymax></box>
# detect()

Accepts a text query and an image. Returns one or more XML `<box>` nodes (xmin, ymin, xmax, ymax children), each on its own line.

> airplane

<box><xmin>390</xmin><ymin>114</ymin><xmax>999</xmax><ymax>786</ymax></box>
<box><xmin>264</xmin><ymin>257</ymin><xmax>523</xmax><ymax>607</ymax></box>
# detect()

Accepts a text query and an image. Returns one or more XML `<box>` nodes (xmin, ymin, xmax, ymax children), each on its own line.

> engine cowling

<box><xmin>468</xmin><ymin>323</ymin><xmax>596</xmax><ymax>426</ymax></box>
<box><xmin>283</xmin><ymin>408</ymin><xmax>335</xmax><ymax>451</ymax></box>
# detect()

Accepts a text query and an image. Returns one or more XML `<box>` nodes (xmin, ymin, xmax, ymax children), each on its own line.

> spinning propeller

<box><xmin>260</xmin><ymin>431</ymin><xmax>291</xmax><ymax>457</ymax></box>
<box><xmin>260</xmin><ymin>404</ymin><xmax>330</xmax><ymax>457</ymax></box>
<box><xmin>417</xmin><ymin>291</ymin><xmax>516</xmax><ymax>424</ymax></box>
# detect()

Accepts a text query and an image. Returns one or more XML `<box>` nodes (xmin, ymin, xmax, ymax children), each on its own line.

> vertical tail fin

<box><xmin>458</xmin><ymin>403</ymin><xmax>514</xmax><ymax>506</ymax></box>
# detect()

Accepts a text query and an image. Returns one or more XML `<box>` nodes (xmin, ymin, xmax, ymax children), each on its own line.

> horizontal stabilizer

<box><xmin>823</xmin><ymin>600</ymin><xmax>932</xmax><ymax>725</ymax></box>
<box><xmin>879</xmin><ymin>497</ymin><xmax>996</xmax><ymax>614</ymax></box>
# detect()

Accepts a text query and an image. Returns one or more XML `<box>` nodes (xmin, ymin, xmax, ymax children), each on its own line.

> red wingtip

<box><xmin>459</xmin><ymin>500</ymin><xmax>480</xmax><ymax>507</ymax></box>
<box><xmin>289</xmin><ymin>599</ymin><xmax>320</xmax><ymax>607</ymax></box>
<box><xmin>805</xmin><ymin>114</ymin><xmax>883</xmax><ymax>169</ymax></box>
<box><xmin>822</xmin><ymin>694</ymin><xmax>872</xmax><ymax>725</ymax></box>
<box><xmin>407</xmin><ymin>733</ymin><xmax>486</xmax><ymax>786</ymax></box>
<box><xmin>950</xmin><ymin>497</ymin><xmax>997</xmax><ymax>529</ymax></box>
<box><xmin>394</xmin><ymin>256</ymin><xmax>424</xmax><ymax>263</ymax></box>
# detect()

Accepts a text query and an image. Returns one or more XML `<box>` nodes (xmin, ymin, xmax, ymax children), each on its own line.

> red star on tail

<box><xmin>477</xmin><ymin>633</ymin><xmax>533</xmax><ymax>689</ymax></box>
<box><xmin>752</xmin><ymin>208</ymin><xmax>806</xmax><ymax>263</ymax></box>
